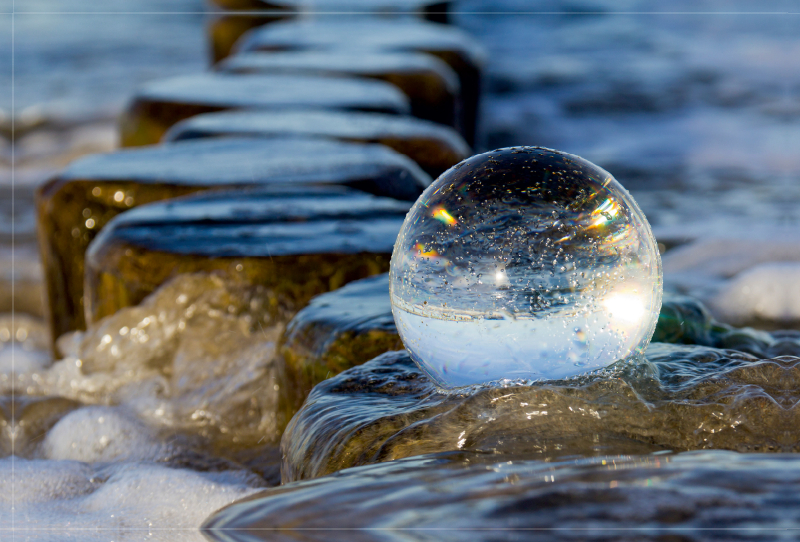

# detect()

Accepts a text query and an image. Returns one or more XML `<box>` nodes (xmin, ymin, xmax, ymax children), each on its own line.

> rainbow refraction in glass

<box><xmin>390</xmin><ymin>147</ymin><xmax>663</xmax><ymax>389</ymax></box>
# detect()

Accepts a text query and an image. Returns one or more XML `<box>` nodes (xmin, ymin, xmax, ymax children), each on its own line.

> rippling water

<box><xmin>2</xmin><ymin>1</ymin><xmax>800</xmax><ymax>540</ymax></box>
<box><xmin>207</xmin><ymin>450</ymin><xmax>800</xmax><ymax>541</ymax></box>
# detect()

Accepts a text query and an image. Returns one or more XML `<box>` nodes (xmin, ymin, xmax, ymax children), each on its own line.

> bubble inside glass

<box><xmin>390</xmin><ymin>147</ymin><xmax>663</xmax><ymax>389</ymax></box>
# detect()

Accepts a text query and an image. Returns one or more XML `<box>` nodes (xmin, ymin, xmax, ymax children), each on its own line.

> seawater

<box><xmin>2</xmin><ymin>1</ymin><xmax>800</xmax><ymax>540</ymax></box>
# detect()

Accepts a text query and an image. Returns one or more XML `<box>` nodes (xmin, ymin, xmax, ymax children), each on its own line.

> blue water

<box><xmin>1</xmin><ymin>0</ymin><xmax>206</xmax><ymax>119</ymax></box>
<box><xmin>1</xmin><ymin>4</ymin><xmax>799</xmax><ymax>540</ymax></box>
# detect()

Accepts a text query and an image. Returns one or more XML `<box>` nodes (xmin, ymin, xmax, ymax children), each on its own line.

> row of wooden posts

<box><xmin>36</xmin><ymin>0</ymin><xmax>487</xmax><ymax>355</ymax></box>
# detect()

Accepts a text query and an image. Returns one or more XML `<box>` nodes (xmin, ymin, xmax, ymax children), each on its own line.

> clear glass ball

<box><xmin>390</xmin><ymin>147</ymin><xmax>663</xmax><ymax>389</ymax></box>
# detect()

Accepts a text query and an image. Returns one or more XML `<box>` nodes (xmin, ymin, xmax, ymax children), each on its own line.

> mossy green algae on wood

<box><xmin>164</xmin><ymin>109</ymin><xmax>469</xmax><ymax>178</ymax></box>
<box><xmin>279</xmin><ymin>280</ymin><xmax>734</xmax><ymax>434</ymax></box>
<box><xmin>36</xmin><ymin>137</ymin><xmax>430</xmax><ymax>345</ymax></box>
<box><xmin>119</xmin><ymin>73</ymin><xmax>411</xmax><ymax>147</ymax></box>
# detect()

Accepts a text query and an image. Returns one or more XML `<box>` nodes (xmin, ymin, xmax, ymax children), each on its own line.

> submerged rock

<box><xmin>37</xmin><ymin>137</ymin><xmax>429</xmax><ymax>343</ymax></box>
<box><xmin>119</xmin><ymin>73</ymin><xmax>410</xmax><ymax>147</ymax></box>
<box><xmin>281</xmin><ymin>286</ymin><xmax>800</xmax><ymax>482</ymax></box>
<box><xmin>84</xmin><ymin>185</ymin><xmax>409</xmax><ymax>326</ymax></box>
<box><xmin>219</xmin><ymin>51</ymin><xmax>460</xmax><ymax>130</ymax></box>
<box><xmin>165</xmin><ymin>109</ymin><xmax>469</xmax><ymax>178</ymax></box>
<box><xmin>236</xmin><ymin>17</ymin><xmax>486</xmax><ymax>144</ymax></box>
<box><xmin>279</xmin><ymin>272</ymin><xmax>779</xmax><ymax>404</ymax></box>
<box><xmin>206</xmin><ymin>450</ymin><xmax>797</xmax><ymax>542</ymax></box>
<box><xmin>280</xmin><ymin>274</ymin><xmax>402</xmax><ymax>410</ymax></box>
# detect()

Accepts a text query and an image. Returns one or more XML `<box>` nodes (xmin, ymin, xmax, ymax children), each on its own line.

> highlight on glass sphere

<box><xmin>389</xmin><ymin>146</ymin><xmax>663</xmax><ymax>390</ymax></box>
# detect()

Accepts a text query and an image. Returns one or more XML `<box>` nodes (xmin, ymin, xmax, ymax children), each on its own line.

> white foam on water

<box><xmin>0</xmin><ymin>314</ymin><xmax>52</xmax><ymax>374</ymax></box>
<box><xmin>4</xmin><ymin>275</ymin><xmax>284</xmax><ymax>447</ymax></box>
<box><xmin>659</xmin><ymin>227</ymin><xmax>800</xmax><ymax>325</ymax></box>
<box><xmin>41</xmin><ymin>406</ymin><xmax>172</xmax><ymax>463</ymax></box>
<box><xmin>0</xmin><ymin>346</ymin><xmax>51</xmax><ymax>374</ymax></box>
<box><xmin>661</xmin><ymin>232</ymin><xmax>800</xmax><ymax>279</ymax></box>
<box><xmin>0</xmin><ymin>457</ymin><xmax>262</xmax><ymax>542</ymax></box>
<box><xmin>710</xmin><ymin>263</ymin><xmax>800</xmax><ymax>326</ymax></box>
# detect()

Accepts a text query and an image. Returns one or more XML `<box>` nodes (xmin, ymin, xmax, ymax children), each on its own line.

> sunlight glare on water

<box><xmin>390</xmin><ymin>147</ymin><xmax>663</xmax><ymax>389</ymax></box>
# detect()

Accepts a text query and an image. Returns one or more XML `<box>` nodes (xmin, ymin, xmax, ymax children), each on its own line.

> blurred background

<box><xmin>2</xmin><ymin>0</ymin><xmax>798</xmax><ymax>332</ymax></box>
<box><xmin>0</xmin><ymin>1</ymin><xmax>798</xmax><ymax>538</ymax></box>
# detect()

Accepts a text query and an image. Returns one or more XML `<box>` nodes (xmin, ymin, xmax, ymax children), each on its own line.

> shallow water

<box><xmin>206</xmin><ymin>450</ymin><xmax>800</xmax><ymax>542</ymax></box>
<box><xmin>2</xmin><ymin>0</ymin><xmax>800</xmax><ymax>539</ymax></box>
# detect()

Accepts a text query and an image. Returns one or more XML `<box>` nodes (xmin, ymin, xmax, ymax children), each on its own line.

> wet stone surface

<box><xmin>219</xmin><ymin>51</ymin><xmax>460</xmax><ymax>130</ymax></box>
<box><xmin>279</xmin><ymin>272</ymin><xmax>780</xmax><ymax>408</ymax></box>
<box><xmin>119</xmin><ymin>73</ymin><xmax>411</xmax><ymax>147</ymax></box>
<box><xmin>164</xmin><ymin>109</ymin><xmax>470</xmax><ymax>178</ymax></box>
<box><xmin>281</xmin><ymin>291</ymin><xmax>800</xmax><ymax>483</ymax></box>
<box><xmin>208</xmin><ymin>1</ymin><xmax>451</xmax><ymax>65</ymax></box>
<box><xmin>84</xmin><ymin>185</ymin><xmax>410</xmax><ymax>326</ymax></box>
<box><xmin>36</xmin><ymin>137</ymin><xmax>429</xmax><ymax>343</ymax></box>
<box><xmin>206</xmin><ymin>450</ymin><xmax>798</xmax><ymax>542</ymax></box>
<box><xmin>236</xmin><ymin>17</ymin><xmax>486</xmax><ymax>144</ymax></box>
<box><xmin>280</xmin><ymin>274</ymin><xmax>402</xmax><ymax>409</ymax></box>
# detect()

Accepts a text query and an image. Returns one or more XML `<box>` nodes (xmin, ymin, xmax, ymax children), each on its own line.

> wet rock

<box><xmin>235</xmin><ymin>17</ymin><xmax>486</xmax><ymax>144</ymax></box>
<box><xmin>206</xmin><ymin>450</ymin><xmax>797</xmax><ymax>542</ymax></box>
<box><xmin>84</xmin><ymin>185</ymin><xmax>410</xmax><ymax>326</ymax></box>
<box><xmin>36</xmin><ymin>137</ymin><xmax>429</xmax><ymax>343</ymax></box>
<box><xmin>280</xmin><ymin>273</ymin><xmax>401</xmax><ymax>409</ymax></box>
<box><xmin>119</xmin><ymin>73</ymin><xmax>410</xmax><ymax>147</ymax></box>
<box><xmin>661</xmin><ymin>231</ymin><xmax>800</xmax><ymax>329</ymax></box>
<box><xmin>219</xmin><ymin>51</ymin><xmax>460</xmax><ymax>130</ymax></box>
<box><xmin>279</xmin><ymin>275</ymin><xmax>778</xmax><ymax>405</ymax></box>
<box><xmin>165</xmin><ymin>109</ymin><xmax>469</xmax><ymax>178</ymax></box>
<box><xmin>282</xmin><ymin>329</ymin><xmax>800</xmax><ymax>482</ymax></box>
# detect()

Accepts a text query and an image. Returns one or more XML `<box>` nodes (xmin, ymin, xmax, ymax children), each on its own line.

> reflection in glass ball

<box><xmin>390</xmin><ymin>147</ymin><xmax>663</xmax><ymax>389</ymax></box>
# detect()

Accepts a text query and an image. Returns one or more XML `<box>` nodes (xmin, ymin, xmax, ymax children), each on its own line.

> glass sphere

<box><xmin>390</xmin><ymin>147</ymin><xmax>662</xmax><ymax>389</ymax></box>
